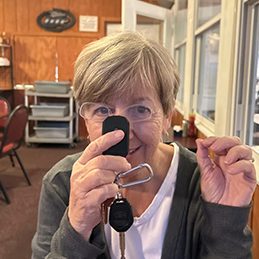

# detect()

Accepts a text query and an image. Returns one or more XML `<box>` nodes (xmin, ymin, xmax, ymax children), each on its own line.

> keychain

<box><xmin>109</xmin><ymin>163</ymin><xmax>153</xmax><ymax>259</ymax></box>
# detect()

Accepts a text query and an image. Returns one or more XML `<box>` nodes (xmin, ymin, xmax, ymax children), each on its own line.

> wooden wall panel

<box><xmin>53</xmin><ymin>0</ymin><xmax>69</xmax><ymax>9</ymax></box>
<box><xmin>41</xmin><ymin>0</ymin><xmax>54</xmax><ymax>13</ymax></box>
<box><xmin>78</xmin><ymin>0</ymin><xmax>101</xmax><ymax>16</ymax></box>
<box><xmin>14</xmin><ymin>36</ymin><xmax>56</xmax><ymax>84</ymax></box>
<box><xmin>171</xmin><ymin>109</ymin><xmax>184</xmax><ymax>127</ymax></box>
<box><xmin>67</xmin><ymin>0</ymin><xmax>80</xmax><ymax>33</ymax></box>
<box><xmin>56</xmin><ymin>36</ymin><xmax>97</xmax><ymax>82</ymax></box>
<box><xmin>252</xmin><ymin>186</ymin><xmax>259</xmax><ymax>258</ymax></box>
<box><xmin>1</xmin><ymin>0</ymin><xmax>122</xmax><ymax>137</ymax></box>
<box><xmin>0</xmin><ymin>0</ymin><xmax>4</xmax><ymax>32</ymax></box>
<box><xmin>4</xmin><ymin>0</ymin><xmax>16</xmax><ymax>32</ymax></box>
<box><xmin>28</xmin><ymin>0</ymin><xmax>43</xmax><ymax>33</ymax></box>
<box><xmin>102</xmin><ymin>0</ymin><xmax>121</xmax><ymax>17</ymax></box>
<box><xmin>16</xmin><ymin>0</ymin><xmax>29</xmax><ymax>33</ymax></box>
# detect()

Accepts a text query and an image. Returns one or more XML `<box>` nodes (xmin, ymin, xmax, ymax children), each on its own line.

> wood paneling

<box><xmin>0</xmin><ymin>0</ymin><xmax>4</xmax><ymax>32</ymax></box>
<box><xmin>17</xmin><ymin>0</ymin><xmax>29</xmax><ymax>33</ymax></box>
<box><xmin>53</xmin><ymin>0</ymin><xmax>69</xmax><ymax>9</ymax></box>
<box><xmin>252</xmin><ymin>186</ymin><xmax>259</xmax><ymax>258</ymax></box>
<box><xmin>4</xmin><ymin>0</ymin><xmax>16</xmax><ymax>32</ymax></box>
<box><xmin>0</xmin><ymin>0</ymin><xmax>122</xmax><ymax>137</ymax></box>
<box><xmin>171</xmin><ymin>109</ymin><xmax>184</xmax><ymax>127</ymax></box>
<box><xmin>67</xmin><ymin>0</ymin><xmax>79</xmax><ymax>33</ymax></box>
<box><xmin>56</xmin><ymin>36</ymin><xmax>97</xmax><ymax>82</ymax></box>
<box><xmin>102</xmin><ymin>0</ymin><xmax>121</xmax><ymax>17</ymax></box>
<box><xmin>14</xmin><ymin>36</ymin><xmax>56</xmax><ymax>84</ymax></box>
<box><xmin>29</xmin><ymin>0</ymin><xmax>43</xmax><ymax>33</ymax></box>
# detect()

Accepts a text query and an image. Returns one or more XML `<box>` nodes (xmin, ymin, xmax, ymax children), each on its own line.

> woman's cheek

<box><xmin>87</xmin><ymin>122</ymin><xmax>103</xmax><ymax>141</ymax></box>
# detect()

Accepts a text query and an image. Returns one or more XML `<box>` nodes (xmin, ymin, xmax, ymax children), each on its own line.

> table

<box><xmin>163</xmin><ymin>127</ymin><xmax>197</xmax><ymax>152</ymax></box>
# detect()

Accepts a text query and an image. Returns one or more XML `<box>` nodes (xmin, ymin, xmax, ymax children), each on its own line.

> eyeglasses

<box><xmin>79</xmin><ymin>102</ymin><xmax>154</xmax><ymax>123</ymax></box>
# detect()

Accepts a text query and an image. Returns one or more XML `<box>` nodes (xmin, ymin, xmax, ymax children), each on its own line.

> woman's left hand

<box><xmin>196</xmin><ymin>136</ymin><xmax>257</xmax><ymax>207</ymax></box>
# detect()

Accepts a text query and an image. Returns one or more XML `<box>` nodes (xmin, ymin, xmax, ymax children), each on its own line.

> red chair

<box><xmin>0</xmin><ymin>97</ymin><xmax>11</xmax><ymax>139</ymax></box>
<box><xmin>0</xmin><ymin>104</ymin><xmax>31</xmax><ymax>204</ymax></box>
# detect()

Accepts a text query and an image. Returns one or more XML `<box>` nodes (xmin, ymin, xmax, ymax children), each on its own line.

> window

<box><xmin>197</xmin><ymin>0</ymin><xmax>221</xmax><ymax>27</ymax></box>
<box><xmin>196</xmin><ymin>25</ymin><xmax>220</xmax><ymax>121</ymax></box>
<box><xmin>234</xmin><ymin>2</ymin><xmax>259</xmax><ymax>148</ymax></box>
<box><xmin>174</xmin><ymin>0</ymin><xmax>188</xmax><ymax>111</ymax></box>
<box><xmin>192</xmin><ymin>1</ymin><xmax>221</xmax><ymax>123</ymax></box>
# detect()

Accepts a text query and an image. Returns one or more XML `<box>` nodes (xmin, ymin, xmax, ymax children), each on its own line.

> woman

<box><xmin>32</xmin><ymin>32</ymin><xmax>256</xmax><ymax>259</ymax></box>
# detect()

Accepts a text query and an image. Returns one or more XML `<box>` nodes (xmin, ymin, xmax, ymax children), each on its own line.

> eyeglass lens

<box><xmin>80</xmin><ymin>103</ymin><xmax>152</xmax><ymax>123</ymax></box>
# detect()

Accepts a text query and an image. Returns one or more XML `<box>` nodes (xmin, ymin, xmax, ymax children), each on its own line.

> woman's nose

<box><xmin>114</xmin><ymin>108</ymin><xmax>124</xmax><ymax>117</ymax></box>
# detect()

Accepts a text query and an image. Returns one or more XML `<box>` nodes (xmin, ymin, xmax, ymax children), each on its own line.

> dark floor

<box><xmin>0</xmin><ymin>140</ymin><xmax>88</xmax><ymax>259</ymax></box>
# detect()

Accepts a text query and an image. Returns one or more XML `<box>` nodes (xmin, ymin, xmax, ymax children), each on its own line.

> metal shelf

<box><xmin>25</xmin><ymin>89</ymin><xmax>79</xmax><ymax>147</ymax></box>
<box><xmin>26</xmin><ymin>133</ymin><xmax>78</xmax><ymax>144</ymax></box>
<box><xmin>28</xmin><ymin>113</ymin><xmax>77</xmax><ymax>121</ymax></box>
<box><xmin>25</xmin><ymin>89</ymin><xmax>73</xmax><ymax>98</ymax></box>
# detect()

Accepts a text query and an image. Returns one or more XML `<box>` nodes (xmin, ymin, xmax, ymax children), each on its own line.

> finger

<box><xmin>226</xmin><ymin>160</ymin><xmax>256</xmax><ymax>179</ymax></box>
<box><xmin>201</xmin><ymin>136</ymin><xmax>241</xmax><ymax>155</ymax></box>
<box><xmin>196</xmin><ymin>138</ymin><xmax>214</xmax><ymax>173</ymax></box>
<box><xmin>72</xmin><ymin>155</ymin><xmax>131</xmax><ymax>179</ymax></box>
<box><xmin>224</xmin><ymin>145</ymin><xmax>253</xmax><ymax>165</ymax></box>
<box><xmin>72</xmin><ymin>169</ymin><xmax>115</xmax><ymax>194</ymax></box>
<box><xmin>85</xmin><ymin>155</ymin><xmax>131</xmax><ymax>173</ymax></box>
<box><xmin>87</xmin><ymin>183</ymin><xmax>118</xmax><ymax>208</ymax></box>
<box><xmin>78</xmin><ymin>130</ymin><xmax>125</xmax><ymax>165</ymax></box>
<box><xmin>69</xmin><ymin>182</ymin><xmax>118</xmax><ymax>236</ymax></box>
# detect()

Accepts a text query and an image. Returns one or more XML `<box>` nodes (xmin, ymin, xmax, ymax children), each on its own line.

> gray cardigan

<box><xmin>31</xmin><ymin>143</ymin><xmax>253</xmax><ymax>258</ymax></box>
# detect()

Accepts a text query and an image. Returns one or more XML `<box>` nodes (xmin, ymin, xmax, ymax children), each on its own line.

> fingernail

<box><xmin>114</xmin><ymin>130</ymin><xmax>124</xmax><ymax>138</ymax></box>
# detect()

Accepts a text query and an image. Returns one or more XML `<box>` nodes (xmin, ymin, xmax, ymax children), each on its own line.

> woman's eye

<box><xmin>94</xmin><ymin>107</ymin><xmax>109</xmax><ymax>115</ymax></box>
<box><xmin>137</xmin><ymin>106</ymin><xmax>150</xmax><ymax>114</ymax></box>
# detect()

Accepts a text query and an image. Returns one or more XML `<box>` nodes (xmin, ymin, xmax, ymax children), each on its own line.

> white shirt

<box><xmin>105</xmin><ymin>143</ymin><xmax>179</xmax><ymax>259</ymax></box>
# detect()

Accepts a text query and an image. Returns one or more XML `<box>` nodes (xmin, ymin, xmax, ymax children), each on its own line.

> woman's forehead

<box><xmin>106</xmin><ymin>88</ymin><xmax>160</xmax><ymax>105</ymax></box>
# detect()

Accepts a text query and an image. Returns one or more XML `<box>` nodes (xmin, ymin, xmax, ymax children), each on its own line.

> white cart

<box><xmin>24</xmin><ymin>89</ymin><xmax>80</xmax><ymax>148</ymax></box>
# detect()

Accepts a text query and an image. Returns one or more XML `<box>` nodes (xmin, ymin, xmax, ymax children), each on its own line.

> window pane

<box><xmin>175</xmin><ymin>0</ymin><xmax>188</xmax><ymax>44</ymax></box>
<box><xmin>197</xmin><ymin>0</ymin><xmax>221</xmax><ymax>28</ymax></box>
<box><xmin>196</xmin><ymin>24</ymin><xmax>220</xmax><ymax>121</ymax></box>
<box><xmin>136</xmin><ymin>15</ymin><xmax>163</xmax><ymax>43</ymax></box>
<box><xmin>176</xmin><ymin>44</ymin><xmax>186</xmax><ymax>103</ymax></box>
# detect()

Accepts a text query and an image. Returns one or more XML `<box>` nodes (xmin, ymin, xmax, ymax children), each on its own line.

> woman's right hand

<box><xmin>68</xmin><ymin>130</ymin><xmax>131</xmax><ymax>241</ymax></box>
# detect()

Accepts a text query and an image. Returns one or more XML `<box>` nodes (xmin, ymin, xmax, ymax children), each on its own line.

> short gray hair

<box><xmin>73</xmin><ymin>32</ymin><xmax>180</xmax><ymax>115</ymax></box>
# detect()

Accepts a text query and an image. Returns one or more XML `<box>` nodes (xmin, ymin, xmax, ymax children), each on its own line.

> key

<box><xmin>119</xmin><ymin>232</ymin><xmax>126</xmax><ymax>259</ymax></box>
<box><xmin>109</xmin><ymin>196</ymin><xmax>133</xmax><ymax>232</ymax></box>
<box><xmin>109</xmin><ymin>194</ymin><xmax>133</xmax><ymax>259</ymax></box>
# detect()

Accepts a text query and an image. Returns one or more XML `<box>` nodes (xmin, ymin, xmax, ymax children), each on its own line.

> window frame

<box><xmin>173</xmin><ymin>0</ymin><xmax>239</xmax><ymax>137</ymax></box>
<box><xmin>232</xmin><ymin>0</ymin><xmax>259</xmax><ymax>182</ymax></box>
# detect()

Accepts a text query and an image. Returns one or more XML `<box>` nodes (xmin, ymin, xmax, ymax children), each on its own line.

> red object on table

<box><xmin>189</xmin><ymin>113</ymin><xmax>196</xmax><ymax>137</ymax></box>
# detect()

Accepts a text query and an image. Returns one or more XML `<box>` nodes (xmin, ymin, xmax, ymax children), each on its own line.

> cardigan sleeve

<box><xmin>31</xmin><ymin>177</ymin><xmax>107</xmax><ymax>259</ymax></box>
<box><xmin>198</xmin><ymin>198</ymin><xmax>253</xmax><ymax>259</ymax></box>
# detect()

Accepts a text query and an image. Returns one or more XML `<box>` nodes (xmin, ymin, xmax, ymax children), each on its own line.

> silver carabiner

<box><xmin>114</xmin><ymin>163</ymin><xmax>153</xmax><ymax>189</ymax></box>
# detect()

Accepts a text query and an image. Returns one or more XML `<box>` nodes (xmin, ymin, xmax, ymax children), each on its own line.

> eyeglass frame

<box><xmin>79</xmin><ymin>101</ymin><xmax>157</xmax><ymax>123</ymax></box>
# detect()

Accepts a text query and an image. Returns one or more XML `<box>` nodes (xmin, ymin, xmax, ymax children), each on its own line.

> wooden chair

<box><xmin>0</xmin><ymin>104</ymin><xmax>31</xmax><ymax>204</ymax></box>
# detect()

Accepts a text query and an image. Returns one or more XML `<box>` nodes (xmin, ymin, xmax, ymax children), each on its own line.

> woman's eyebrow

<box><xmin>131</xmin><ymin>97</ymin><xmax>152</xmax><ymax>103</ymax></box>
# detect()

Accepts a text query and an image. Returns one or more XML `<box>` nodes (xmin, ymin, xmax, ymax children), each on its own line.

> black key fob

<box><xmin>102</xmin><ymin>116</ymin><xmax>129</xmax><ymax>157</ymax></box>
<box><xmin>109</xmin><ymin>197</ymin><xmax>134</xmax><ymax>232</ymax></box>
